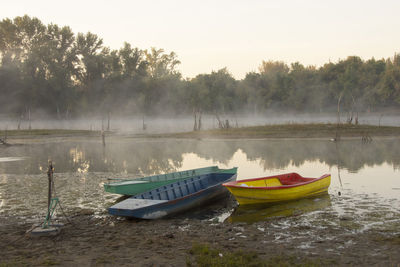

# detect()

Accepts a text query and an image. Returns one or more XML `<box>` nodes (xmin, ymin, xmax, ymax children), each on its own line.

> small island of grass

<box><xmin>152</xmin><ymin>123</ymin><xmax>400</xmax><ymax>139</ymax></box>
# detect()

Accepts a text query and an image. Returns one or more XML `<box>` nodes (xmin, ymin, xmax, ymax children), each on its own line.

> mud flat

<box><xmin>1</xmin><ymin>198</ymin><xmax>399</xmax><ymax>266</ymax></box>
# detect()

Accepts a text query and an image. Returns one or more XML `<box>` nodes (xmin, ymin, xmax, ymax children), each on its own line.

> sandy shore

<box><xmin>1</xmin><ymin>197</ymin><xmax>399</xmax><ymax>267</ymax></box>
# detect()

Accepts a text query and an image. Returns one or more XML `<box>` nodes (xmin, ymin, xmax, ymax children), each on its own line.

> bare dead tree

<box><xmin>107</xmin><ymin>112</ymin><xmax>111</xmax><ymax>131</ymax></box>
<box><xmin>198</xmin><ymin>110</ymin><xmax>202</xmax><ymax>131</ymax></box>
<box><xmin>225</xmin><ymin>119</ymin><xmax>230</xmax><ymax>129</ymax></box>
<box><xmin>17</xmin><ymin>114</ymin><xmax>22</xmax><ymax>130</ymax></box>
<box><xmin>355</xmin><ymin>111</ymin><xmax>359</xmax><ymax>125</ymax></box>
<box><xmin>193</xmin><ymin>109</ymin><xmax>197</xmax><ymax>131</ymax></box>
<box><xmin>334</xmin><ymin>91</ymin><xmax>344</xmax><ymax>141</ymax></box>
<box><xmin>337</xmin><ymin>92</ymin><xmax>343</xmax><ymax>125</ymax></box>
<box><xmin>28</xmin><ymin>108</ymin><xmax>31</xmax><ymax>130</ymax></box>
<box><xmin>378</xmin><ymin>114</ymin><xmax>383</xmax><ymax>127</ymax></box>
<box><xmin>142</xmin><ymin>114</ymin><xmax>147</xmax><ymax>130</ymax></box>
<box><xmin>192</xmin><ymin>109</ymin><xmax>203</xmax><ymax>131</ymax></box>
<box><xmin>215</xmin><ymin>112</ymin><xmax>223</xmax><ymax>129</ymax></box>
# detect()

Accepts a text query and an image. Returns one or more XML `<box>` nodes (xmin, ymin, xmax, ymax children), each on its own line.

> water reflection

<box><xmin>0</xmin><ymin>157</ymin><xmax>27</xmax><ymax>163</ymax></box>
<box><xmin>0</xmin><ymin>138</ymin><xmax>400</xmax><ymax>175</ymax></box>
<box><xmin>0</xmin><ymin>138</ymin><xmax>399</xmax><ymax>219</ymax></box>
<box><xmin>228</xmin><ymin>194</ymin><xmax>332</xmax><ymax>223</ymax></box>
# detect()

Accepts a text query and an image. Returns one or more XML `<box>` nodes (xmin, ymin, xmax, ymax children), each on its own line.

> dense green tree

<box><xmin>1</xmin><ymin>15</ymin><xmax>400</xmax><ymax>119</ymax></box>
<box><xmin>376</xmin><ymin>54</ymin><xmax>400</xmax><ymax>106</ymax></box>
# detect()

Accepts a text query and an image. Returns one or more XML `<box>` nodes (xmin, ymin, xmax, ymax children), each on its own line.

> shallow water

<box><xmin>0</xmin><ymin>137</ymin><xmax>399</xmax><ymax>244</ymax></box>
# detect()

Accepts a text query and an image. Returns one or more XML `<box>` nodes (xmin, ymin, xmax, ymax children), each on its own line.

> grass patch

<box><xmin>95</xmin><ymin>255</ymin><xmax>116</xmax><ymax>264</ymax></box>
<box><xmin>1</xmin><ymin>129</ymin><xmax>100</xmax><ymax>137</ymax></box>
<box><xmin>187</xmin><ymin>243</ymin><xmax>334</xmax><ymax>267</ymax></box>
<box><xmin>40</xmin><ymin>257</ymin><xmax>59</xmax><ymax>266</ymax></box>
<box><xmin>374</xmin><ymin>234</ymin><xmax>400</xmax><ymax>245</ymax></box>
<box><xmin>0</xmin><ymin>262</ymin><xmax>28</xmax><ymax>267</ymax></box>
<box><xmin>152</xmin><ymin>123</ymin><xmax>400</xmax><ymax>139</ymax></box>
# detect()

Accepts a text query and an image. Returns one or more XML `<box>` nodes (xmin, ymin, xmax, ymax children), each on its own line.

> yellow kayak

<box><xmin>223</xmin><ymin>173</ymin><xmax>331</xmax><ymax>205</ymax></box>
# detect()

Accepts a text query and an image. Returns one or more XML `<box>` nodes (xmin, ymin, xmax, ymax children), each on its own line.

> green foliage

<box><xmin>0</xmin><ymin>15</ymin><xmax>399</xmax><ymax>117</ymax></box>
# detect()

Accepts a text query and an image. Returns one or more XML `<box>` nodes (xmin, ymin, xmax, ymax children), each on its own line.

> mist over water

<box><xmin>0</xmin><ymin>113</ymin><xmax>399</xmax><ymax>133</ymax></box>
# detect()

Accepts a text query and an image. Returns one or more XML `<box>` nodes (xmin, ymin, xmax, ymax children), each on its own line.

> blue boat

<box><xmin>108</xmin><ymin>169</ymin><xmax>237</xmax><ymax>219</ymax></box>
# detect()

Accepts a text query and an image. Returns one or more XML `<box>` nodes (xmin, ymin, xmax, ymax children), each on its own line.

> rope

<box><xmin>0</xmin><ymin>219</ymin><xmax>45</xmax><ymax>249</ymax></box>
<box><xmin>51</xmin><ymin>178</ymin><xmax>80</xmax><ymax>229</ymax></box>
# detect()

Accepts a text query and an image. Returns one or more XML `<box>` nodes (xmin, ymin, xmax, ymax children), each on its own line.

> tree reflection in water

<box><xmin>0</xmin><ymin>138</ymin><xmax>399</xmax><ymax>175</ymax></box>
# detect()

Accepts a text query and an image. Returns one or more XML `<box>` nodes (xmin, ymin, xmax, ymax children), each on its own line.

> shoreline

<box><xmin>1</xmin><ymin>202</ymin><xmax>399</xmax><ymax>266</ymax></box>
<box><xmin>2</xmin><ymin>123</ymin><xmax>400</xmax><ymax>142</ymax></box>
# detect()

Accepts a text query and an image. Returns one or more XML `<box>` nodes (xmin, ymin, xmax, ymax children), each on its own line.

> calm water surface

<box><xmin>1</xmin><ymin>137</ymin><xmax>399</xmax><ymax>244</ymax></box>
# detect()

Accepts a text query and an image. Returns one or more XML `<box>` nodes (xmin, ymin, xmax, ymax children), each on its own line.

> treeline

<box><xmin>1</xmin><ymin>15</ymin><xmax>399</xmax><ymax>119</ymax></box>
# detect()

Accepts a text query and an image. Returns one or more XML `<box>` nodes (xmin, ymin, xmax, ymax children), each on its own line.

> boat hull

<box><xmin>223</xmin><ymin>173</ymin><xmax>331</xmax><ymax>205</ymax></box>
<box><xmin>108</xmin><ymin>172</ymin><xmax>237</xmax><ymax>219</ymax></box>
<box><xmin>104</xmin><ymin>166</ymin><xmax>236</xmax><ymax>196</ymax></box>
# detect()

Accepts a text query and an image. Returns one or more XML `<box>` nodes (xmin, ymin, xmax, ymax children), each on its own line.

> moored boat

<box><xmin>108</xmin><ymin>169</ymin><xmax>237</xmax><ymax>219</ymax></box>
<box><xmin>222</xmin><ymin>172</ymin><xmax>331</xmax><ymax>205</ymax></box>
<box><xmin>104</xmin><ymin>166</ymin><xmax>237</xmax><ymax>196</ymax></box>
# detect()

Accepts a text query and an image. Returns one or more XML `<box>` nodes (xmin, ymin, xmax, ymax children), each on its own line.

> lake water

<box><xmin>0</xmin><ymin>137</ymin><xmax>399</xmax><ymax>243</ymax></box>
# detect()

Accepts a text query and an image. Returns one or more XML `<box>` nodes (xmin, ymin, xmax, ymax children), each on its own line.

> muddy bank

<box><xmin>1</xmin><ymin>200</ymin><xmax>399</xmax><ymax>266</ymax></box>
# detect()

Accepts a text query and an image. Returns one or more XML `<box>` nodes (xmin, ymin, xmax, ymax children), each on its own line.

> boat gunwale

<box><xmin>222</xmin><ymin>173</ymin><xmax>330</xmax><ymax>190</ymax></box>
<box><xmin>105</xmin><ymin>166</ymin><xmax>237</xmax><ymax>186</ymax></box>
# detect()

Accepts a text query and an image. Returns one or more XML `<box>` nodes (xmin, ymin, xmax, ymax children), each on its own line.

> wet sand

<box><xmin>1</xmin><ymin>198</ymin><xmax>399</xmax><ymax>266</ymax></box>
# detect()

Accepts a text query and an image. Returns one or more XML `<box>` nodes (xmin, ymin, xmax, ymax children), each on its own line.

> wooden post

<box><xmin>47</xmin><ymin>161</ymin><xmax>54</xmax><ymax>213</ymax></box>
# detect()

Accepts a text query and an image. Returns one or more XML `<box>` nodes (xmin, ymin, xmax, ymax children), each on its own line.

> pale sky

<box><xmin>1</xmin><ymin>0</ymin><xmax>400</xmax><ymax>79</ymax></box>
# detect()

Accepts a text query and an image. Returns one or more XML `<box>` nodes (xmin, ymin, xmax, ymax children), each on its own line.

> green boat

<box><xmin>104</xmin><ymin>166</ymin><xmax>238</xmax><ymax>196</ymax></box>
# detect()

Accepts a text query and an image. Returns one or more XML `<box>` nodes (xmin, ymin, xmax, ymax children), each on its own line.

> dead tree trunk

<box><xmin>198</xmin><ymin>111</ymin><xmax>202</xmax><ymax>131</ymax></box>
<box><xmin>17</xmin><ymin>114</ymin><xmax>22</xmax><ymax>130</ymax></box>
<box><xmin>193</xmin><ymin>110</ymin><xmax>198</xmax><ymax>131</ymax></box>
<box><xmin>335</xmin><ymin>92</ymin><xmax>343</xmax><ymax>141</ymax></box>
<box><xmin>107</xmin><ymin>112</ymin><xmax>110</xmax><ymax>131</ymax></box>
<box><xmin>337</xmin><ymin>92</ymin><xmax>343</xmax><ymax>125</ymax></box>
<box><xmin>142</xmin><ymin>114</ymin><xmax>147</xmax><ymax>130</ymax></box>
<box><xmin>28</xmin><ymin>108</ymin><xmax>31</xmax><ymax>130</ymax></box>
<box><xmin>215</xmin><ymin>112</ymin><xmax>223</xmax><ymax>129</ymax></box>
